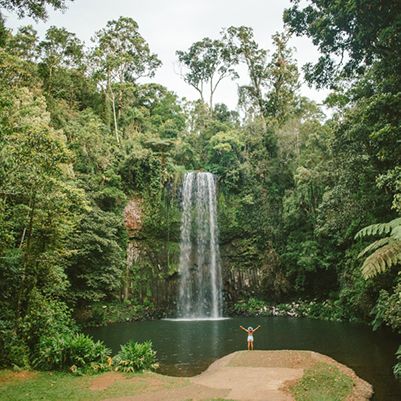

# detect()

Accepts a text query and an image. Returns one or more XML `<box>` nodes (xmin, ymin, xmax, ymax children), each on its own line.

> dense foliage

<box><xmin>0</xmin><ymin>0</ymin><xmax>400</xmax><ymax>376</ymax></box>
<box><xmin>33</xmin><ymin>333</ymin><xmax>111</xmax><ymax>373</ymax></box>
<box><xmin>113</xmin><ymin>341</ymin><xmax>158</xmax><ymax>373</ymax></box>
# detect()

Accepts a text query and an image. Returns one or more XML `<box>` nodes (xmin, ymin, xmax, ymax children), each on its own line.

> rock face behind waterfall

<box><xmin>124</xmin><ymin>197</ymin><xmax>144</xmax><ymax>301</ymax></box>
<box><xmin>177</xmin><ymin>172</ymin><xmax>223</xmax><ymax>318</ymax></box>
<box><xmin>124</xmin><ymin>197</ymin><xmax>143</xmax><ymax>234</ymax></box>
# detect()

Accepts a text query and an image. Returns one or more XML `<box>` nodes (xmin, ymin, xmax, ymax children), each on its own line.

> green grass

<box><xmin>0</xmin><ymin>370</ymin><xmax>183</xmax><ymax>401</ymax></box>
<box><xmin>289</xmin><ymin>362</ymin><xmax>354</xmax><ymax>401</ymax></box>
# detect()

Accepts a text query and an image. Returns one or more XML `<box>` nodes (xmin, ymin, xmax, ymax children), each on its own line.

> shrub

<box><xmin>33</xmin><ymin>333</ymin><xmax>111</xmax><ymax>373</ymax></box>
<box><xmin>0</xmin><ymin>291</ymin><xmax>77</xmax><ymax>369</ymax></box>
<box><xmin>64</xmin><ymin>333</ymin><xmax>111</xmax><ymax>372</ymax></box>
<box><xmin>113</xmin><ymin>340</ymin><xmax>158</xmax><ymax>373</ymax></box>
<box><xmin>78</xmin><ymin>301</ymin><xmax>158</xmax><ymax>327</ymax></box>
<box><xmin>297</xmin><ymin>299</ymin><xmax>344</xmax><ymax>321</ymax></box>
<box><xmin>371</xmin><ymin>281</ymin><xmax>401</xmax><ymax>332</ymax></box>
<box><xmin>21</xmin><ymin>290</ymin><xmax>76</xmax><ymax>350</ymax></box>
<box><xmin>233</xmin><ymin>298</ymin><xmax>268</xmax><ymax>316</ymax></box>
<box><xmin>0</xmin><ymin>322</ymin><xmax>30</xmax><ymax>368</ymax></box>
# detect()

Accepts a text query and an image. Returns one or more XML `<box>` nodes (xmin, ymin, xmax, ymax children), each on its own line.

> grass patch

<box><xmin>0</xmin><ymin>370</ymin><xmax>185</xmax><ymax>401</ymax></box>
<box><xmin>289</xmin><ymin>362</ymin><xmax>354</xmax><ymax>401</ymax></box>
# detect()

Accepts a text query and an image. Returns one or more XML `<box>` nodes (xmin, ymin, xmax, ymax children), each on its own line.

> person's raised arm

<box><xmin>253</xmin><ymin>325</ymin><xmax>261</xmax><ymax>332</ymax></box>
<box><xmin>240</xmin><ymin>325</ymin><xmax>248</xmax><ymax>332</ymax></box>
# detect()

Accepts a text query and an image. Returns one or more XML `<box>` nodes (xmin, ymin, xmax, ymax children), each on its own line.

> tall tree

<box><xmin>38</xmin><ymin>26</ymin><xmax>84</xmax><ymax>98</ymax></box>
<box><xmin>5</xmin><ymin>25</ymin><xmax>39</xmax><ymax>62</ymax></box>
<box><xmin>223</xmin><ymin>26</ymin><xmax>268</xmax><ymax>118</ymax></box>
<box><xmin>223</xmin><ymin>27</ymin><xmax>299</xmax><ymax>125</ymax></box>
<box><xmin>0</xmin><ymin>87</ymin><xmax>86</xmax><ymax>319</ymax></box>
<box><xmin>283</xmin><ymin>0</ymin><xmax>401</xmax><ymax>87</ymax></box>
<box><xmin>265</xmin><ymin>32</ymin><xmax>300</xmax><ymax>124</ymax></box>
<box><xmin>177</xmin><ymin>37</ymin><xmax>238</xmax><ymax>110</ymax></box>
<box><xmin>90</xmin><ymin>17</ymin><xmax>161</xmax><ymax>144</ymax></box>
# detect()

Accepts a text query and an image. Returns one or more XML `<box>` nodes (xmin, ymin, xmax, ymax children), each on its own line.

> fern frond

<box><xmin>355</xmin><ymin>222</ymin><xmax>392</xmax><ymax>239</ymax></box>
<box><xmin>361</xmin><ymin>241</ymin><xmax>401</xmax><ymax>279</ymax></box>
<box><xmin>389</xmin><ymin>217</ymin><xmax>401</xmax><ymax>229</ymax></box>
<box><xmin>391</xmin><ymin>225</ymin><xmax>401</xmax><ymax>240</ymax></box>
<box><xmin>357</xmin><ymin>237</ymin><xmax>393</xmax><ymax>259</ymax></box>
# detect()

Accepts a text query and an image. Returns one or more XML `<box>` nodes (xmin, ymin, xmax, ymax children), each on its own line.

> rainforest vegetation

<box><xmin>0</xmin><ymin>0</ymin><xmax>400</xmax><ymax>375</ymax></box>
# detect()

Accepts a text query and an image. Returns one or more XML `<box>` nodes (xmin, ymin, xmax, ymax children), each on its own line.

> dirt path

<box><xmin>97</xmin><ymin>350</ymin><xmax>373</xmax><ymax>401</ymax></box>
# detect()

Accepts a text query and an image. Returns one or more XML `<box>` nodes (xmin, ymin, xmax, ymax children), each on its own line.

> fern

<box><xmin>361</xmin><ymin>242</ymin><xmax>401</xmax><ymax>278</ymax></box>
<box><xmin>355</xmin><ymin>222</ymin><xmax>391</xmax><ymax>239</ymax></box>
<box><xmin>391</xmin><ymin>225</ymin><xmax>401</xmax><ymax>240</ymax></box>
<box><xmin>389</xmin><ymin>217</ymin><xmax>401</xmax><ymax>228</ymax></box>
<box><xmin>357</xmin><ymin>237</ymin><xmax>393</xmax><ymax>259</ymax></box>
<box><xmin>356</xmin><ymin>217</ymin><xmax>401</xmax><ymax>279</ymax></box>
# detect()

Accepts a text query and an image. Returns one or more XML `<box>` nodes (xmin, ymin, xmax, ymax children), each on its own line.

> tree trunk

<box><xmin>209</xmin><ymin>79</ymin><xmax>214</xmax><ymax>111</ymax></box>
<box><xmin>16</xmin><ymin>192</ymin><xmax>37</xmax><ymax>319</ymax></box>
<box><xmin>106</xmin><ymin>77</ymin><xmax>120</xmax><ymax>145</ymax></box>
<box><xmin>110</xmin><ymin>90</ymin><xmax>120</xmax><ymax>145</ymax></box>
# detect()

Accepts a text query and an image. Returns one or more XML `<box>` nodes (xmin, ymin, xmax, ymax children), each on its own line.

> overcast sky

<box><xmin>4</xmin><ymin>0</ymin><xmax>329</xmax><ymax>110</ymax></box>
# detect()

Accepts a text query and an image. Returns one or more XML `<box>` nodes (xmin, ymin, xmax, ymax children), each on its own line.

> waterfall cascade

<box><xmin>177</xmin><ymin>172</ymin><xmax>223</xmax><ymax>318</ymax></box>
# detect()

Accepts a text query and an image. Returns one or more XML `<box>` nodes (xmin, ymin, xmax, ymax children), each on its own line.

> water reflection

<box><xmin>170</xmin><ymin>319</ymin><xmax>222</xmax><ymax>372</ymax></box>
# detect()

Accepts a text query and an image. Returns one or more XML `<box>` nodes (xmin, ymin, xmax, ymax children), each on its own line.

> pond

<box><xmin>86</xmin><ymin>317</ymin><xmax>401</xmax><ymax>401</ymax></box>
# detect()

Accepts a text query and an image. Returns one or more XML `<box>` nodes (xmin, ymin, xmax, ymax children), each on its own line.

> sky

<box><xmin>4</xmin><ymin>0</ymin><xmax>330</xmax><ymax>110</ymax></box>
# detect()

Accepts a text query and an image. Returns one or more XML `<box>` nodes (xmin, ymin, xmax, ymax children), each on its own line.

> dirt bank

<box><xmin>97</xmin><ymin>350</ymin><xmax>373</xmax><ymax>401</ymax></box>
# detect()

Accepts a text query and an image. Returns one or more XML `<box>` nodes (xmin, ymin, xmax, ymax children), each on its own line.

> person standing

<box><xmin>240</xmin><ymin>325</ymin><xmax>261</xmax><ymax>350</ymax></box>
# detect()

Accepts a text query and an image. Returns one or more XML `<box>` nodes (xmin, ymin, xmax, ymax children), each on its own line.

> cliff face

<box><xmin>124</xmin><ymin>197</ymin><xmax>143</xmax><ymax>235</ymax></box>
<box><xmin>122</xmin><ymin>195</ymin><xmax>180</xmax><ymax>309</ymax></box>
<box><xmin>121</xmin><ymin>192</ymin><xmax>269</xmax><ymax>310</ymax></box>
<box><xmin>123</xmin><ymin>198</ymin><xmax>144</xmax><ymax>301</ymax></box>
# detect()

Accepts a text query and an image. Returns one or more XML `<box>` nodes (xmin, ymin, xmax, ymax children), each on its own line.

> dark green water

<box><xmin>86</xmin><ymin>317</ymin><xmax>401</xmax><ymax>401</ymax></box>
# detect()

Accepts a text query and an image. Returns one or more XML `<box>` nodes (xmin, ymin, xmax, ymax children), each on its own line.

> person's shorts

<box><xmin>247</xmin><ymin>335</ymin><xmax>254</xmax><ymax>342</ymax></box>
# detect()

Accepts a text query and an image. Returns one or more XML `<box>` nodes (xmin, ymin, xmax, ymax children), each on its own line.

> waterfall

<box><xmin>177</xmin><ymin>172</ymin><xmax>223</xmax><ymax>318</ymax></box>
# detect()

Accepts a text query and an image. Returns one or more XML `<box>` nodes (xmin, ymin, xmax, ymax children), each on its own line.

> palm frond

<box><xmin>357</xmin><ymin>237</ymin><xmax>393</xmax><ymax>259</ymax></box>
<box><xmin>361</xmin><ymin>241</ymin><xmax>401</xmax><ymax>279</ymax></box>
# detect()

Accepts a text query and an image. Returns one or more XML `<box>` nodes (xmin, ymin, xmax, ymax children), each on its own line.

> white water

<box><xmin>177</xmin><ymin>172</ymin><xmax>223</xmax><ymax>318</ymax></box>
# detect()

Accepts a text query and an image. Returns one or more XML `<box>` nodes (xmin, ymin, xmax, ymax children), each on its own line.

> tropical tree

<box><xmin>124</xmin><ymin>83</ymin><xmax>186</xmax><ymax>139</ymax></box>
<box><xmin>0</xmin><ymin>87</ymin><xmax>86</xmax><ymax>319</ymax></box>
<box><xmin>283</xmin><ymin>0</ymin><xmax>401</xmax><ymax>173</ymax></box>
<box><xmin>5</xmin><ymin>25</ymin><xmax>39</xmax><ymax>62</ymax></box>
<box><xmin>177</xmin><ymin>37</ymin><xmax>238</xmax><ymax>110</ymax></box>
<box><xmin>264</xmin><ymin>32</ymin><xmax>299</xmax><ymax>124</ymax></box>
<box><xmin>283</xmin><ymin>0</ymin><xmax>401</xmax><ymax>87</ymax></box>
<box><xmin>0</xmin><ymin>0</ymin><xmax>71</xmax><ymax>20</ymax></box>
<box><xmin>223</xmin><ymin>26</ymin><xmax>268</xmax><ymax>118</ymax></box>
<box><xmin>90</xmin><ymin>17</ymin><xmax>161</xmax><ymax>143</ymax></box>
<box><xmin>223</xmin><ymin>27</ymin><xmax>299</xmax><ymax>125</ymax></box>
<box><xmin>38</xmin><ymin>26</ymin><xmax>85</xmax><ymax>99</ymax></box>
